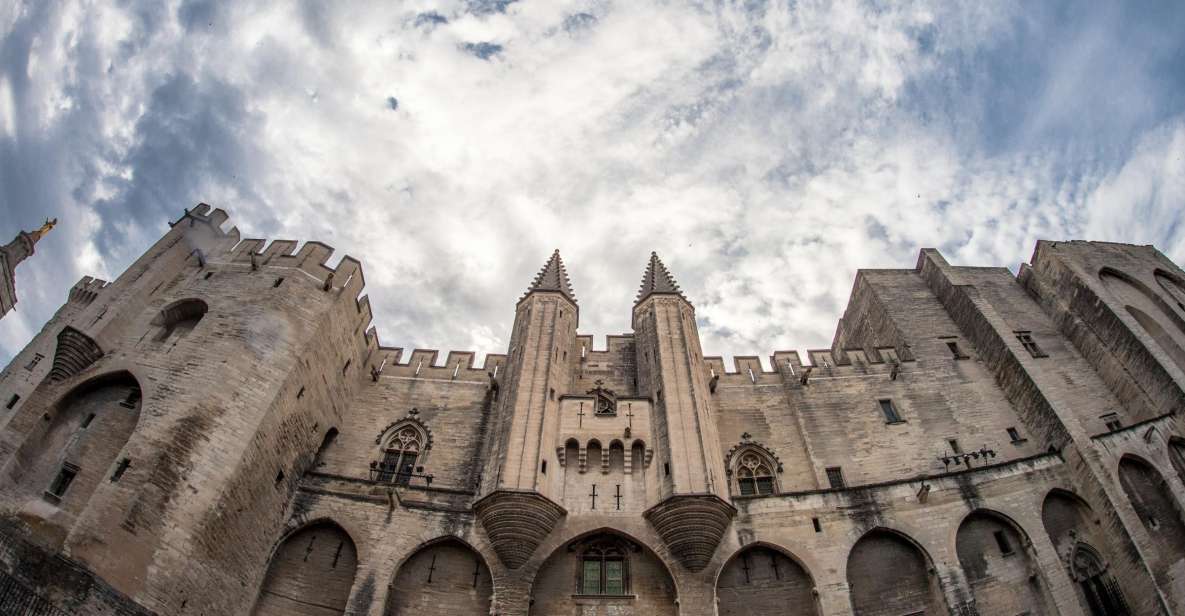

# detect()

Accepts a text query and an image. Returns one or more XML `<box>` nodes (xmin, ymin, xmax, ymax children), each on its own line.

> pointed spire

<box><xmin>524</xmin><ymin>250</ymin><xmax>576</xmax><ymax>302</ymax></box>
<box><xmin>636</xmin><ymin>252</ymin><xmax>687</xmax><ymax>305</ymax></box>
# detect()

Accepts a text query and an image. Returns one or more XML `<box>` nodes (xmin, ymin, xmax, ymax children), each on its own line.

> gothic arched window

<box><xmin>580</xmin><ymin>539</ymin><xmax>629</xmax><ymax>596</ymax></box>
<box><xmin>379</xmin><ymin>425</ymin><xmax>423</xmax><ymax>485</ymax></box>
<box><xmin>736</xmin><ymin>451</ymin><xmax>776</xmax><ymax>496</ymax></box>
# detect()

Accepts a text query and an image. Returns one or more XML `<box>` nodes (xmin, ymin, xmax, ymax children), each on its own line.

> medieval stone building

<box><xmin>1</xmin><ymin>203</ymin><xmax>1184</xmax><ymax>616</ymax></box>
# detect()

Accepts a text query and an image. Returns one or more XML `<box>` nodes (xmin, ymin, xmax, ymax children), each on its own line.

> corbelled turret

<box><xmin>474</xmin><ymin>250</ymin><xmax>577</xmax><ymax>569</ymax></box>
<box><xmin>632</xmin><ymin>252</ymin><xmax>734</xmax><ymax>571</ymax></box>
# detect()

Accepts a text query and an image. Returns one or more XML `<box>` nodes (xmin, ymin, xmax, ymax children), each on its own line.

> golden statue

<box><xmin>31</xmin><ymin>217</ymin><xmax>57</xmax><ymax>242</ymax></box>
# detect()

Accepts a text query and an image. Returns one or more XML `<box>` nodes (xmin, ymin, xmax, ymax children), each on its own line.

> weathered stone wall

<box><xmin>1</xmin><ymin>205</ymin><xmax>1184</xmax><ymax>616</ymax></box>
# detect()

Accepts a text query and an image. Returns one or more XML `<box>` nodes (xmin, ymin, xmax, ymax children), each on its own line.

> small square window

<box><xmin>879</xmin><ymin>399</ymin><xmax>902</xmax><ymax>423</ymax></box>
<box><xmin>1101</xmin><ymin>413</ymin><xmax>1122</xmax><ymax>432</ymax></box>
<box><xmin>1014</xmin><ymin>331</ymin><xmax>1047</xmax><ymax>358</ymax></box>
<box><xmin>825</xmin><ymin>467</ymin><xmax>845</xmax><ymax>489</ymax></box>
<box><xmin>945</xmin><ymin>341</ymin><xmax>968</xmax><ymax>359</ymax></box>
<box><xmin>48</xmin><ymin>463</ymin><xmax>79</xmax><ymax>499</ymax></box>
<box><xmin>1007</xmin><ymin>427</ymin><xmax>1024</xmax><ymax>442</ymax></box>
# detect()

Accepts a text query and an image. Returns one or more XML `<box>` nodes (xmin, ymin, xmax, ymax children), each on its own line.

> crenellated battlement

<box><xmin>366</xmin><ymin>346</ymin><xmax>508</xmax><ymax>381</ymax></box>
<box><xmin>222</xmin><ymin>239</ymin><xmax>366</xmax><ymax>297</ymax></box>
<box><xmin>702</xmin><ymin>345</ymin><xmax>914</xmax><ymax>387</ymax></box>
<box><xmin>574</xmin><ymin>333</ymin><xmax>635</xmax><ymax>358</ymax></box>
<box><xmin>67</xmin><ymin>276</ymin><xmax>110</xmax><ymax>306</ymax></box>
<box><xmin>173</xmin><ymin>202</ymin><xmax>235</xmax><ymax>237</ymax></box>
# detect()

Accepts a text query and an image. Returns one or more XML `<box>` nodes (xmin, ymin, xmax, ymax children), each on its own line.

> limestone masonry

<box><xmin>1</xmin><ymin>203</ymin><xmax>1185</xmax><ymax>616</ymax></box>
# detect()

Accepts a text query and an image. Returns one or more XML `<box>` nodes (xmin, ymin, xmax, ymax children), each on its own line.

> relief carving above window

<box><xmin>588</xmin><ymin>380</ymin><xmax>617</xmax><ymax>416</ymax></box>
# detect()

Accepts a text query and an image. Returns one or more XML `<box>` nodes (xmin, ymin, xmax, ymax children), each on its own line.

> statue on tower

<box><xmin>0</xmin><ymin>216</ymin><xmax>58</xmax><ymax>319</ymax></box>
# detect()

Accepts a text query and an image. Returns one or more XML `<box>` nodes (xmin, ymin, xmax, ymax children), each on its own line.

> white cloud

<box><xmin>1</xmin><ymin>0</ymin><xmax>1183</xmax><ymax>368</ymax></box>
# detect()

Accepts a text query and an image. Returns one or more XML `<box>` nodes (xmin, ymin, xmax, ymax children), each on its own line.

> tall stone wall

<box><xmin>0</xmin><ymin>204</ymin><xmax>1184</xmax><ymax>616</ymax></box>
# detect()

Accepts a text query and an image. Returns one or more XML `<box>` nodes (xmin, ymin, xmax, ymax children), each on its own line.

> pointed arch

<box><xmin>373</xmin><ymin>420</ymin><xmax>428</xmax><ymax>485</ymax></box>
<box><xmin>529</xmin><ymin>527</ymin><xmax>677</xmax><ymax>616</ymax></box>
<box><xmin>8</xmin><ymin>371</ymin><xmax>141</xmax><ymax>523</ymax></box>
<box><xmin>252</xmin><ymin>520</ymin><xmax>358</xmax><ymax>615</ymax></box>
<box><xmin>1041</xmin><ymin>488</ymin><xmax>1140</xmax><ymax>615</ymax></box>
<box><xmin>726</xmin><ymin>444</ymin><xmax>780</xmax><ymax>496</ymax></box>
<box><xmin>1125</xmin><ymin>305</ymin><xmax>1185</xmax><ymax>373</ymax></box>
<box><xmin>1117</xmin><ymin>454</ymin><xmax>1185</xmax><ymax>557</ymax></box>
<box><xmin>955</xmin><ymin>509</ymin><xmax>1054</xmax><ymax>616</ymax></box>
<box><xmin>1155</xmin><ymin>269</ymin><xmax>1185</xmax><ymax>312</ymax></box>
<box><xmin>151</xmin><ymin>298</ymin><xmax>208</xmax><ymax>343</ymax></box>
<box><xmin>1100</xmin><ymin>268</ymin><xmax>1185</xmax><ymax>372</ymax></box>
<box><xmin>715</xmin><ymin>542</ymin><xmax>819</xmax><ymax>616</ymax></box>
<box><xmin>384</xmin><ymin>536</ymin><xmax>492</xmax><ymax>615</ymax></box>
<box><xmin>846</xmin><ymin>527</ymin><xmax>946</xmax><ymax>616</ymax></box>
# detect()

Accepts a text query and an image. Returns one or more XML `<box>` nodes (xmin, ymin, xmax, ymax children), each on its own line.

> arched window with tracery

<box><xmin>580</xmin><ymin>539</ymin><xmax>629</xmax><ymax>596</ymax></box>
<box><xmin>735</xmin><ymin>451</ymin><xmax>776</xmax><ymax>496</ymax></box>
<box><xmin>379</xmin><ymin>425</ymin><xmax>424</xmax><ymax>485</ymax></box>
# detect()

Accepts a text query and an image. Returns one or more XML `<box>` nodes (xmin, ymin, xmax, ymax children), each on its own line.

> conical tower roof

<box><xmin>524</xmin><ymin>250</ymin><xmax>576</xmax><ymax>302</ymax></box>
<box><xmin>636</xmin><ymin>252</ymin><xmax>687</xmax><ymax>305</ymax></box>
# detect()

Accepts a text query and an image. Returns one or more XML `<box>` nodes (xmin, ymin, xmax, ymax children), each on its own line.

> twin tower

<box><xmin>475</xmin><ymin>250</ymin><xmax>734</xmax><ymax>572</ymax></box>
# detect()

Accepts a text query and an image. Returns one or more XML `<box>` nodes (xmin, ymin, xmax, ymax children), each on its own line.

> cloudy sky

<box><xmin>2</xmin><ymin>0</ymin><xmax>1184</xmax><ymax>368</ymax></box>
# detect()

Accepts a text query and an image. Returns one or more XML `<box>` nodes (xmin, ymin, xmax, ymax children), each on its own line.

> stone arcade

<box><xmin>1</xmin><ymin>203</ymin><xmax>1185</xmax><ymax>616</ymax></box>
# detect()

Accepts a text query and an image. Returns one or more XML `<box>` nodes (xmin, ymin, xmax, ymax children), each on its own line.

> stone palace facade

<box><xmin>1</xmin><ymin>203</ymin><xmax>1185</xmax><ymax>616</ymax></box>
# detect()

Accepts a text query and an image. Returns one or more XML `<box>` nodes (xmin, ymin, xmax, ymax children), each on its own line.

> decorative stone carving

<box><xmin>473</xmin><ymin>490</ymin><xmax>566</xmax><ymax>569</ymax></box>
<box><xmin>644</xmin><ymin>494</ymin><xmax>735</xmax><ymax>571</ymax></box>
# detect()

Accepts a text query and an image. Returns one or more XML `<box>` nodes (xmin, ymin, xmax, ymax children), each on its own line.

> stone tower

<box><xmin>632</xmin><ymin>253</ymin><xmax>734</xmax><ymax>572</ymax></box>
<box><xmin>474</xmin><ymin>251</ymin><xmax>576</xmax><ymax>570</ymax></box>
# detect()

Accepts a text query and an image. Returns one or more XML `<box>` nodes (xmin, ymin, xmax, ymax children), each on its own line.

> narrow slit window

<box><xmin>825</xmin><ymin>466</ymin><xmax>845</xmax><ymax>489</ymax></box>
<box><xmin>274</xmin><ymin>470</ymin><xmax>285</xmax><ymax>486</ymax></box>
<box><xmin>879</xmin><ymin>399</ymin><xmax>902</xmax><ymax>423</ymax></box>
<box><xmin>812</xmin><ymin>517</ymin><xmax>822</xmax><ymax>532</ymax></box>
<box><xmin>203</xmin><ymin>271</ymin><xmax>214</xmax><ymax>280</ymax></box>
<box><xmin>948</xmin><ymin>439</ymin><xmax>961</xmax><ymax>454</ymax></box>
<box><xmin>1007</xmin><ymin>427</ymin><xmax>1022</xmax><ymax>442</ymax></box>
<box><xmin>946</xmin><ymin>341</ymin><xmax>966</xmax><ymax>359</ymax></box>
<box><xmin>663</xmin><ymin>462</ymin><xmax>670</xmax><ymax>477</ymax></box>
<box><xmin>993</xmin><ymin>530</ymin><xmax>1014</xmax><ymax>555</ymax></box>
<box><xmin>24</xmin><ymin>353</ymin><xmax>44</xmax><ymax>370</ymax></box>
<box><xmin>81</xmin><ymin>413</ymin><xmax>96</xmax><ymax>428</ymax></box>
<box><xmin>342</xmin><ymin>359</ymin><xmax>351</xmax><ymax>375</ymax></box>
<box><xmin>5</xmin><ymin>394</ymin><xmax>19</xmax><ymax>409</ymax></box>
<box><xmin>273</xmin><ymin>277</ymin><xmax>285</xmax><ymax>288</ymax></box>
<box><xmin>541</xmin><ymin>460</ymin><xmax>547</xmax><ymax>474</ymax></box>
<box><xmin>111</xmin><ymin>458</ymin><xmax>131</xmax><ymax>482</ymax></box>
